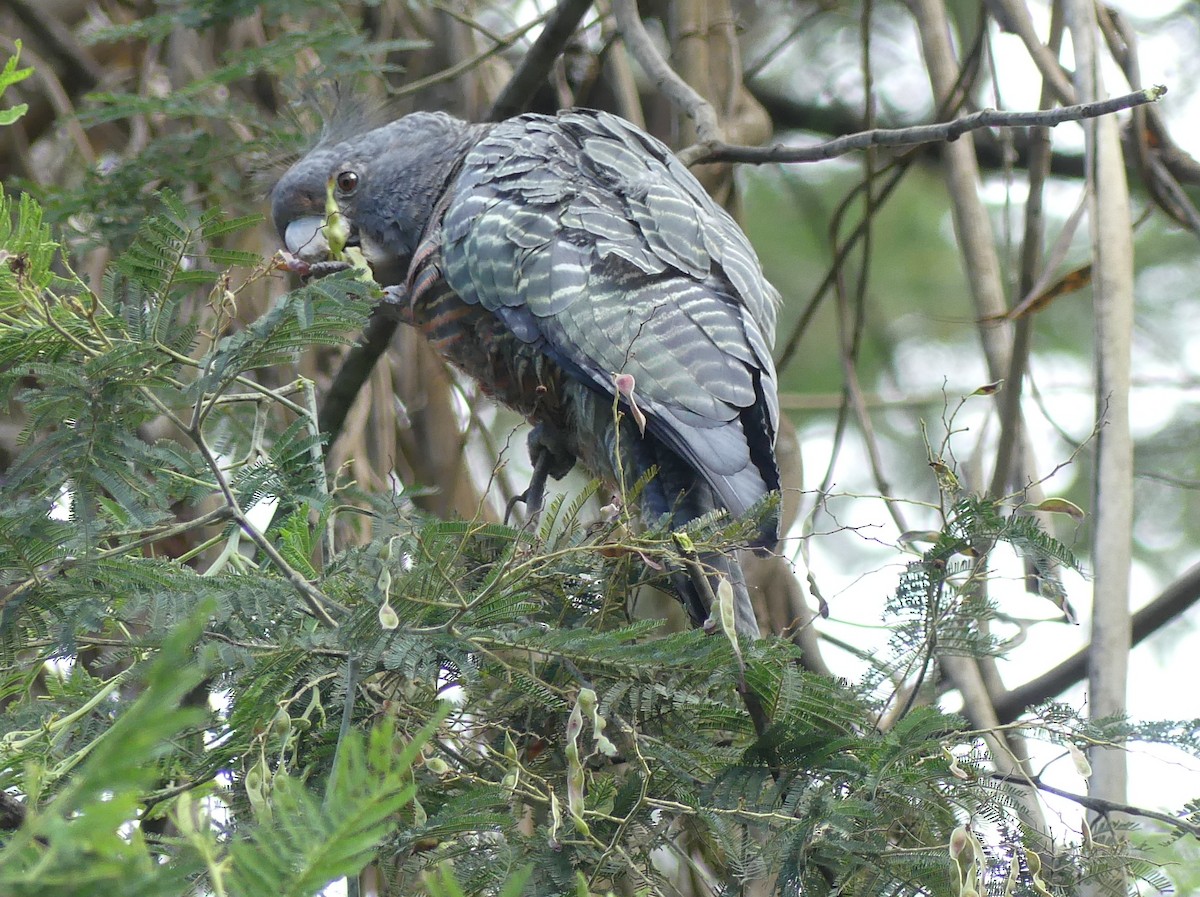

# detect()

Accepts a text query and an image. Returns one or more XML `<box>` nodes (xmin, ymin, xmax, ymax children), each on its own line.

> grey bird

<box><xmin>271</xmin><ymin>108</ymin><xmax>781</xmax><ymax>639</ymax></box>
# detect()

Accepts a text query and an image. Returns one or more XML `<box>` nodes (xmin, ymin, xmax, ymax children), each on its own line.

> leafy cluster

<box><xmin>0</xmin><ymin>182</ymin><xmax>1189</xmax><ymax>897</ymax></box>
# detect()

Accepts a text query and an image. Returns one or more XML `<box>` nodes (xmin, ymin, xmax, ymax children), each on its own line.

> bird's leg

<box><xmin>505</xmin><ymin>424</ymin><xmax>575</xmax><ymax>527</ymax></box>
<box><xmin>505</xmin><ymin>452</ymin><xmax>552</xmax><ymax>526</ymax></box>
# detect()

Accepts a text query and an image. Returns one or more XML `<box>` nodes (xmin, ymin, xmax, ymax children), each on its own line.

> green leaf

<box><xmin>0</xmin><ymin>103</ymin><xmax>29</xmax><ymax>126</ymax></box>
<box><xmin>0</xmin><ymin>41</ymin><xmax>33</xmax><ymax>127</ymax></box>
<box><xmin>1028</xmin><ymin>497</ymin><xmax>1086</xmax><ymax>521</ymax></box>
<box><xmin>0</xmin><ymin>41</ymin><xmax>33</xmax><ymax>88</ymax></box>
<box><xmin>227</xmin><ymin>706</ymin><xmax>451</xmax><ymax>897</ymax></box>
<box><xmin>0</xmin><ymin>610</ymin><xmax>212</xmax><ymax>896</ymax></box>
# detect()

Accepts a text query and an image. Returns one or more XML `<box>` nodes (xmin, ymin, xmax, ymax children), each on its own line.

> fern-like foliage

<box><xmin>1</xmin><ymin>130</ymin><xmax>1193</xmax><ymax>897</ymax></box>
<box><xmin>871</xmin><ymin>491</ymin><xmax>1085</xmax><ymax>711</ymax></box>
<box><xmin>227</xmin><ymin>712</ymin><xmax>442</xmax><ymax>897</ymax></box>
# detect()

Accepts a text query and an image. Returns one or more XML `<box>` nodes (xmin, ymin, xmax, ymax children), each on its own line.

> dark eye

<box><xmin>335</xmin><ymin>170</ymin><xmax>359</xmax><ymax>195</ymax></box>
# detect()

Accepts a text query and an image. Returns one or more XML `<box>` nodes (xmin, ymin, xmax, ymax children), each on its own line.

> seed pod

<box><xmin>378</xmin><ymin>601</ymin><xmax>399</xmax><ymax>630</ymax></box>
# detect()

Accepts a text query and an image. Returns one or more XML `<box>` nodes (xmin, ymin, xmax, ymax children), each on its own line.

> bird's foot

<box><xmin>279</xmin><ymin>251</ymin><xmax>353</xmax><ymax>280</ymax></box>
<box><xmin>308</xmin><ymin>259</ymin><xmax>353</xmax><ymax>278</ymax></box>
<box><xmin>379</xmin><ymin>284</ymin><xmax>408</xmax><ymax>307</ymax></box>
<box><xmin>505</xmin><ymin>455</ymin><xmax>551</xmax><ymax>528</ymax></box>
<box><xmin>505</xmin><ymin>425</ymin><xmax>575</xmax><ymax>530</ymax></box>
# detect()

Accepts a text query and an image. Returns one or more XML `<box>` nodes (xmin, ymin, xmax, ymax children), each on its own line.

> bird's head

<box><xmin>271</xmin><ymin>111</ymin><xmax>485</xmax><ymax>285</ymax></box>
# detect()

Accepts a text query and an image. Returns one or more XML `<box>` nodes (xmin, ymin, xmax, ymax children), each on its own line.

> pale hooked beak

<box><xmin>284</xmin><ymin>215</ymin><xmax>331</xmax><ymax>261</ymax></box>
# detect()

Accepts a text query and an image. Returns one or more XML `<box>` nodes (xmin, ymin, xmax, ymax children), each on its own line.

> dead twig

<box><xmin>991</xmin><ymin>772</ymin><xmax>1200</xmax><ymax>840</ymax></box>
<box><xmin>488</xmin><ymin>0</ymin><xmax>594</xmax><ymax>121</ymax></box>
<box><xmin>611</xmin><ymin>0</ymin><xmax>720</xmax><ymax>143</ymax></box>
<box><xmin>677</xmin><ymin>86</ymin><xmax>1165</xmax><ymax>167</ymax></box>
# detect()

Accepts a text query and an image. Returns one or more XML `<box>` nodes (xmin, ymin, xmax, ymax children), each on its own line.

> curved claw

<box><xmin>505</xmin><ymin>454</ymin><xmax>552</xmax><ymax>528</ymax></box>
<box><xmin>505</xmin><ymin>424</ymin><xmax>576</xmax><ymax>529</ymax></box>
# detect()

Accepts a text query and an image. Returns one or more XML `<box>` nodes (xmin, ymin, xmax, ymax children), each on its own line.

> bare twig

<box><xmin>748</xmin><ymin>83</ymin><xmax>1106</xmax><ymax>182</ymax></box>
<box><xmin>839</xmin><ymin>338</ymin><xmax>909</xmax><ymax>536</ymax></box>
<box><xmin>611</xmin><ymin>0</ymin><xmax>720</xmax><ymax>143</ymax></box>
<box><xmin>981</xmin><ymin>0</ymin><xmax>1076</xmax><ymax>106</ymax></box>
<box><xmin>988</xmin><ymin>2</ymin><xmax>1065</xmax><ymax>502</ymax></box>
<box><xmin>774</xmin><ymin>160</ymin><xmax>908</xmax><ymax>374</ymax></box>
<box><xmin>488</xmin><ymin>0</ymin><xmax>594</xmax><ymax>121</ymax></box>
<box><xmin>743</xmin><ymin>8</ymin><xmax>827</xmax><ymax>80</ymax></box>
<box><xmin>189</xmin><ymin>427</ymin><xmax>342</xmax><ymax>628</ymax></box>
<box><xmin>431</xmin><ymin>2</ymin><xmax>511</xmax><ymax>45</ymax></box>
<box><xmin>677</xmin><ymin>86</ymin><xmax>1165</xmax><ymax>167</ymax></box>
<box><xmin>995</xmin><ymin>561</ymin><xmax>1200</xmax><ymax>724</ymax></box>
<box><xmin>392</xmin><ymin>11</ymin><xmax>552</xmax><ymax>100</ymax></box>
<box><xmin>991</xmin><ymin>773</ymin><xmax>1200</xmax><ymax>839</ymax></box>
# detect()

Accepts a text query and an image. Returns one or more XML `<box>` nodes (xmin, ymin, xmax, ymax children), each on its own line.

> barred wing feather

<box><xmin>441</xmin><ymin>109</ymin><xmax>781</xmax><ymax>541</ymax></box>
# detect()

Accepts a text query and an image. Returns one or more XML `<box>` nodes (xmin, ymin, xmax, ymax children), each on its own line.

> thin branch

<box><xmin>748</xmin><ymin>83</ymin><xmax>1100</xmax><ymax>182</ymax></box>
<box><xmin>677</xmin><ymin>86</ymin><xmax>1165</xmax><ymax>167</ymax></box>
<box><xmin>774</xmin><ymin>160</ymin><xmax>909</xmax><ymax>374</ymax></box>
<box><xmin>992</xmin><ymin>773</ymin><xmax>1200</xmax><ymax>839</ymax></box>
<box><xmin>995</xmin><ymin>562</ymin><xmax>1200</xmax><ymax>724</ymax></box>
<box><xmin>188</xmin><ymin>426</ymin><xmax>342</xmax><ymax>628</ymax></box>
<box><xmin>989</xmin><ymin>3</ymin><xmax>1065</xmax><ymax>502</ymax></box>
<box><xmin>430</xmin><ymin>1</ymin><xmax>512</xmax><ymax>44</ymax></box>
<box><xmin>318</xmin><ymin>304</ymin><xmax>403</xmax><ymax>447</ymax></box>
<box><xmin>488</xmin><ymin>0</ymin><xmax>594</xmax><ymax>121</ymax></box>
<box><xmin>981</xmin><ymin>0</ymin><xmax>1077</xmax><ymax>106</ymax></box>
<box><xmin>391</xmin><ymin>10</ymin><xmax>552</xmax><ymax>100</ymax></box>
<box><xmin>610</xmin><ymin>0</ymin><xmax>720</xmax><ymax>143</ymax></box>
<box><xmin>743</xmin><ymin>8</ymin><xmax>827</xmax><ymax>80</ymax></box>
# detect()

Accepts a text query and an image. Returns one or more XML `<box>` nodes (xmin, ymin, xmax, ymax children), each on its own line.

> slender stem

<box><xmin>188</xmin><ymin>425</ymin><xmax>342</xmax><ymax>627</ymax></box>
<box><xmin>677</xmin><ymin>86</ymin><xmax>1165</xmax><ymax>166</ymax></box>
<box><xmin>991</xmin><ymin>773</ymin><xmax>1200</xmax><ymax>839</ymax></box>
<box><xmin>611</xmin><ymin>0</ymin><xmax>720</xmax><ymax>142</ymax></box>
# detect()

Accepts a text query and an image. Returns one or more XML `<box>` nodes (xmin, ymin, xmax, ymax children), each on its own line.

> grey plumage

<box><xmin>272</xmin><ymin>108</ymin><xmax>781</xmax><ymax>638</ymax></box>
